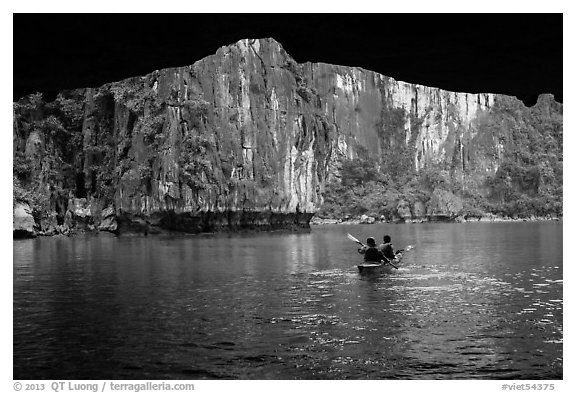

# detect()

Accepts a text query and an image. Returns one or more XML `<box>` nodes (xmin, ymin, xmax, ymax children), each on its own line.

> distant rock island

<box><xmin>13</xmin><ymin>38</ymin><xmax>563</xmax><ymax>237</ymax></box>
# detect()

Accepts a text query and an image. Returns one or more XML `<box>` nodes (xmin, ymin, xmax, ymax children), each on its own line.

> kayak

<box><xmin>357</xmin><ymin>252</ymin><xmax>404</xmax><ymax>274</ymax></box>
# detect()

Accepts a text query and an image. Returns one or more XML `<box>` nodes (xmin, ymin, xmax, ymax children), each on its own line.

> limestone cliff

<box><xmin>13</xmin><ymin>38</ymin><xmax>562</xmax><ymax>236</ymax></box>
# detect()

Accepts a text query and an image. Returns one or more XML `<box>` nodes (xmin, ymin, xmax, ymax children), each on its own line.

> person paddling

<box><xmin>357</xmin><ymin>237</ymin><xmax>385</xmax><ymax>262</ymax></box>
<box><xmin>378</xmin><ymin>235</ymin><xmax>396</xmax><ymax>260</ymax></box>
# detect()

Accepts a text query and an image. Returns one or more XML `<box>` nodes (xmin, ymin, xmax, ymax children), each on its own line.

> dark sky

<box><xmin>13</xmin><ymin>14</ymin><xmax>563</xmax><ymax>106</ymax></box>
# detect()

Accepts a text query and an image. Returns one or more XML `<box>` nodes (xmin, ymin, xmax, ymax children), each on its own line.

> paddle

<box><xmin>346</xmin><ymin>233</ymin><xmax>398</xmax><ymax>269</ymax></box>
<box><xmin>381</xmin><ymin>255</ymin><xmax>399</xmax><ymax>269</ymax></box>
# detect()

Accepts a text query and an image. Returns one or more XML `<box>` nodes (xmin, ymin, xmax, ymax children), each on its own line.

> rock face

<box><xmin>98</xmin><ymin>206</ymin><xmax>118</xmax><ymax>232</ymax></box>
<box><xmin>13</xmin><ymin>38</ymin><xmax>562</xmax><ymax>234</ymax></box>
<box><xmin>13</xmin><ymin>203</ymin><xmax>36</xmax><ymax>238</ymax></box>
<box><xmin>427</xmin><ymin>189</ymin><xmax>464</xmax><ymax>220</ymax></box>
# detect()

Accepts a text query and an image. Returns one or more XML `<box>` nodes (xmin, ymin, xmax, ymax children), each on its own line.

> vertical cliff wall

<box><xmin>13</xmin><ymin>38</ymin><xmax>562</xmax><ymax>236</ymax></box>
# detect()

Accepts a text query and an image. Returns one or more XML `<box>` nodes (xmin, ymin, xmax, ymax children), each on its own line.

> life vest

<box><xmin>379</xmin><ymin>243</ymin><xmax>395</xmax><ymax>260</ymax></box>
<box><xmin>364</xmin><ymin>246</ymin><xmax>383</xmax><ymax>262</ymax></box>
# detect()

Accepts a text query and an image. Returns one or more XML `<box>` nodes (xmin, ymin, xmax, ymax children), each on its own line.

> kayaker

<box><xmin>379</xmin><ymin>235</ymin><xmax>396</xmax><ymax>260</ymax></box>
<box><xmin>358</xmin><ymin>237</ymin><xmax>385</xmax><ymax>262</ymax></box>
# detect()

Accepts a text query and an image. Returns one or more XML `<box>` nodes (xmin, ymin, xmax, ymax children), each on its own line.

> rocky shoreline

<box><xmin>310</xmin><ymin>213</ymin><xmax>562</xmax><ymax>226</ymax></box>
<box><xmin>15</xmin><ymin>198</ymin><xmax>562</xmax><ymax>240</ymax></box>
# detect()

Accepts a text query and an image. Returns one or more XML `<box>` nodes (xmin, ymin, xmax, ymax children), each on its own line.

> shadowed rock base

<box><xmin>117</xmin><ymin>211</ymin><xmax>314</xmax><ymax>235</ymax></box>
<box><xmin>13</xmin><ymin>229</ymin><xmax>37</xmax><ymax>239</ymax></box>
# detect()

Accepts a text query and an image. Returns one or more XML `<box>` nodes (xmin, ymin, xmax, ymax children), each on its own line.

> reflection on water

<box><xmin>14</xmin><ymin>222</ymin><xmax>562</xmax><ymax>379</ymax></box>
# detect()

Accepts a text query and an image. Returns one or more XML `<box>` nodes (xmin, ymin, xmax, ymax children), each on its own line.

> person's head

<box><xmin>366</xmin><ymin>237</ymin><xmax>376</xmax><ymax>247</ymax></box>
<box><xmin>383</xmin><ymin>235</ymin><xmax>391</xmax><ymax>243</ymax></box>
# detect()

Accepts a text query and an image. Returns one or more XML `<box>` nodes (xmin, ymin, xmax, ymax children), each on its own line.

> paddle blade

<box><xmin>346</xmin><ymin>233</ymin><xmax>363</xmax><ymax>246</ymax></box>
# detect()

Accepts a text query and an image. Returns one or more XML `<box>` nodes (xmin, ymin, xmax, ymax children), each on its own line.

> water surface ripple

<box><xmin>13</xmin><ymin>222</ymin><xmax>562</xmax><ymax>379</ymax></box>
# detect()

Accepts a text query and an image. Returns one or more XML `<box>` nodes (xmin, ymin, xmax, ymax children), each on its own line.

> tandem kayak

<box><xmin>357</xmin><ymin>251</ymin><xmax>405</xmax><ymax>274</ymax></box>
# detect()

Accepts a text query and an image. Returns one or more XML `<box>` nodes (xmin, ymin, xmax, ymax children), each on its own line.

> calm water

<box><xmin>13</xmin><ymin>222</ymin><xmax>563</xmax><ymax>379</ymax></box>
